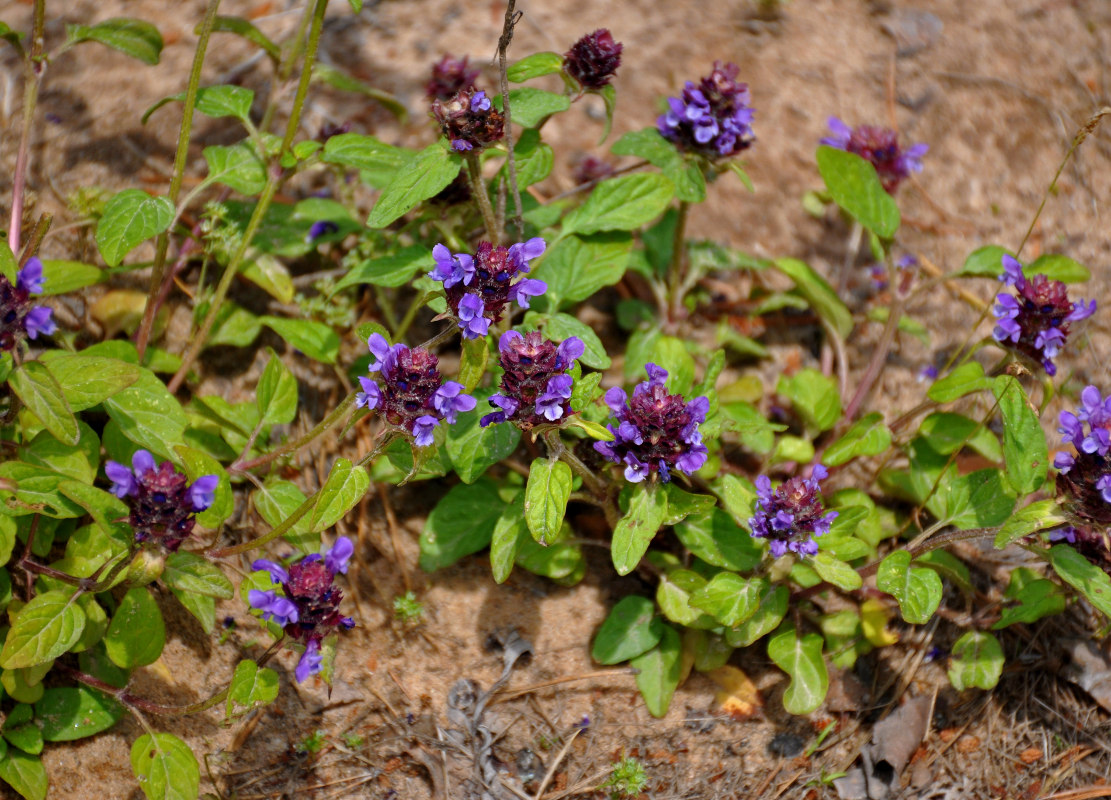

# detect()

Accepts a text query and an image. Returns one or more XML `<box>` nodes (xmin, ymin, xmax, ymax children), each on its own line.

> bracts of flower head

<box><xmin>0</xmin><ymin>256</ymin><xmax>57</xmax><ymax>351</ymax></box>
<box><xmin>105</xmin><ymin>450</ymin><xmax>219</xmax><ymax>552</ymax></box>
<box><xmin>748</xmin><ymin>465</ymin><xmax>838</xmax><ymax>558</ymax></box>
<box><xmin>593</xmin><ymin>364</ymin><xmax>709</xmax><ymax>483</ymax></box>
<box><xmin>480</xmin><ymin>331</ymin><xmax>586</xmax><ymax>430</ymax></box>
<box><xmin>657</xmin><ymin>62</ymin><xmax>755</xmax><ymax>160</ymax></box>
<box><xmin>354</xmin><ymin>333</ymin><xmax>476</xmax><ymax>447</ymax></box>
<box><xmin>821</xmin><ymin>118</ymin><xmax>927</xmax><ymax>194</ymax></box>
<box><xmin>991</xmin><ymin>255</ymin><xmax>1095</xmax><ymax>376</ymax></box>
<box><xmin>563</xmin><ymin>29</ymin><xmax>623</xmax><ymax>90</ymax></box>
<box><xmin>432</xmin><ymin>87</ymin><xmax>505</xmax><ymax>153</ymax></box>
<box><xmin>426</xmin><ymin>54</ymin><xmax>479</xmax><ymax>101</ymax></box>
<box><xmin>429</xmin><ymin>239</ymin><xmax>548</xmax><ymax>339</ymax></box>
<box><xmin>249</xmin><ymin>538</ymin><xmax>356</xmax><ymax>683</ymax></box>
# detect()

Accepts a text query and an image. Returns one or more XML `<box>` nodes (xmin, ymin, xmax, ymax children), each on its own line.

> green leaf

<box><xmin>507</xmin><ymin>52</ymin><xmax>563</xmax><ymax>82</ymax></box>
<box><xmin>170</xmin><ymin>588</ymin><xmax>215</xmax><ymax>634</ymax></box>
<box><xmin>994</xmin><ymin>499</ymin><xmax>1069</xmax><ymax>549</ymax></box>
<box><xmin>493</xmin><ymin>87</ymin><xmax>570</xmax><ymax>127</ymax></box>
<box><xmin>592</xmin><ymin>595</ymin><xmax>664</xmax><ymax>664</ymax></box>
<box><xmin>490</xmin><ymin>494</ymin><xmax>527</xmax><ymax>584</ymax></box>
<box><xmin>562</xmin><ymin>173</ymin><xmax>675</xmax><ymax>236</ymax></box>
<box><xmin>927</xmin><ymin>362</ymin><xmax>991</xmax><ymax>403</ymax></box>
<box><xmin>332</xmin><ymin>245</ymin><xmax>433</xmax><ymax>292</ymax></box>
<box><xmin>724</xmin><ymin>584</ymin><xmax>789</xmax><ymax>648</ymax></box>
<box><xmin>993</xmin><ymin>578</ymin><xmax>1065</xmax><ymax>629</ymax></box>
<box><xmin>502</xmin><ymin>129</ymin><xmax>554</xmax><ymax>188</ymax></box>
<box><xmin>1050</xmin><ymin>544</ymin><xmax>1111</xmax><ymax>620</ymax></box>
<box><xmin>630</xmin><ymin>624</ymin><xmax>682</xmax><ymax>718</ymax></box>
<box><xmin>516</xmin><ymin>533</ymin><xmax>584</xmax><ymax>585</ymax></box>
<box><xmin>656</xmin><ymin>569</ymin><xmax>715</xmax><ymax>628</ymax></box>
<box><xmin>226</xmin><ymin>660</ymin><xmax>279</xmax><ymax>718</ymax></box>
<box><xmin>816</xmin><ymin>145</ymin><xmax>900</xmax><ymax>238</ymax></box>
<box><xmin>690</xmin><ymin>573</ymin><xmax>768</xmax><ymax>627</ymax></box>
<box><xmin>457</xmin><ymin>336</ymin><xmax>488</xmax><ymax>393</ymax></box>
<box><xmin>876</xmin><ymin>551</ymin><xmax>942</xmax><ymax>624</ymax></box>
<box><xmin>104</xmin><ymin>588</ymin><xmax>165</xmax><ymax>669</ymax></box>
<box><xmin>143</xmin><ymin>84</ymin><xmax>255</xmax><ymax>124</ymax></box>
<box><xmin>1027</xmin><ymin>253</ymin><xmax>1091</xmax><ymax>283</ymax></box>
<box><xmin>8</xmin><ymin>362</ymin><xmax>79</xmax><ymax>446</ymax></box>
<box><xmin>773</xmin><ymin>258</ymin><xmax>853</xmax><ymax>338</ymax></box>
<box><xmin>525</xmin><ymin>311</ymin><xmax>612</xmax><ymax>369</ymax></box>
<box><xmin>66</xmin><ymin>17</ymin><xmax>163</xmax><ymax>64</ymax></box>
<box><xmin>256</xmin><ymin>351</ymin><xmax>298</xmax><ymax>426</ymax></box>
<box><xmin>204</xmin><ymin>141</ymin><xmax>267</xmax><ymax>195</ymax></box>
<box><xmin>311</xmin><ymin>64</ymin><xmax>407</xmax><ymax>122</ymax></box>
<box><xmin>811</xmin><ymin>551</ymin><xmax>863</xmax><ymax>591</ymax></box>
<box><xmin>104</xmin><ymin>369</ymin><xmax>187</xmax><ymax>461</ymax></box>
<box><xmin>311</xmin><ymin>458</ymin><xmax>370</xmax><ymax>533</ymax></box>
<box><xmin>777</xmin><ymin>368</ymin><xmax>841</xmax><ymax>434</ymax></box>
<box><xmin>993</xmin><ymin>375</ymin><xmax>1048</xmax><ymax>494</ymax></box>
<box><xmin>918</xmin><ymin>412</ymin><xmax>1002</xmax><ymax>462</ymax></box>
<box><xmin>321</xmin><ymin>132</ymin><xmax>410</xmax><ymax>186</ymax></box>
<box><xmin>530</xmin><ymin>233</ymin><xmax>632</xmax><ymax>309</ymax></box>
<box><xmin>0</xmin><ymin>749</ymin><xmax>47</xmax><ymax>800</ymax></box>
<box><xmin>674</xmin><ymin>509</ymin><xmax>762</xmax><ymax>572</ymax></box>
<box><xmin>956</xmin><ymin>245</ymin><xmax>1012</xmax><ymax>277</ymax></box>
<box><xmin>525</xmin><ymin>460</ymin><xmax>573</xmax><ymax>544</ymax></box>
<box><xmin>366</xmin><ymin>141</ymin><xmax>462</xmax><ymax>228</ymax></box>
<box><xmin>207</xmin><ymin>15</ymin><xmax>280</xmax><ymax>61</ymax></box>
<box><xmin>611</xmin><ymin>485</ymin><xmax>668</xmax><ymax>576</ymax></box>
<box><xmin>419</xmin><ymin>479</ymin><xmax>505</xmax><ymax>571</ymax></box>
<box><xmin>947</xmin><ymin>631</ymin><xmax>1004</xmax><ymax>691</ymax></box>
<box><xmin>611</xmin><ymin>127</ymin><xmax>706</xmax><ymax>203</ymax></box>
<box><xmin>38</xmin><ymin>354</ymin><xmax>140</xmax><ymax>412</ymax></box>
<box><xmin>624</xmin><ymin>331</ymin><xmax>696</xmax><ymax>394</ymax></box>
<box><xmin>95</xmin><ymin>189</ymin><xmax>174</xmax><ymax>266</ymax></box>
<box><xmin>130</xmin><ymin>733</ymin><xmax>199</xmax><ymax>800</ymax></box>
<box><xmin>566</xmin><ymin>418</ymin><xmax>613</xmax><ymax>441</ymax></box>
<box><xmin>0</xmin><ymin>591</ymin><xmax>85</xmax><ymax>670</ymax></box>
<box><xmin>252</xmin><ymin>479</ymin><xmax>316</xmax><ymax>552</ymax></box>
<box><xmin>35</xmin><ymin>687</ymin><xmax>123</xmax><ymax>742</ymax></box>
<box><xmin>38</xmin><ymin>260</ymin><xmax>103</xmax><ymax>295</ymax></box>
<box><xmin>162</xmin><ymin>552</ymin><xmax>233</xmax><ymax>599</ymax></box>
<box><xmin>261</xmin><ymin>316</ymin><xmax>340</xmax><ymax>363</ymax></box>
<box><xmin>929</xmin><ymin>468</ymin><xmax>1015</xmax><ymax>531</ymax></box>
<box><xmin>915</xmin><ymin>550</ymin><xmax>973</xmax><ymax>595</ymax></box>
<box><xmin>208</xmin><ymin>303</ymin><xmax>261</xmax><ymax>347</ymax></box>
<box><xmin>446</xmin><ymin>396</ymin><xmax>521</xmax><ymax>484</ymax></box>
<box><xmin>823</xmin><ymin>412</ymin><xmax>891</xmax><ymax>467</ymax></box>
<box><xmin>2</xmin><ymin>708</ymin><xmax>42</xmax><ymax>756</ymax></box>
<box><xmin>768</xmin><ymin>624</ymin><xmax>829</xmax><ymax>714</ymax></box>
<box><xmin>662</xmin><ymin>485</ymin><xmax>717</xmax><ymax>526</ymax></box>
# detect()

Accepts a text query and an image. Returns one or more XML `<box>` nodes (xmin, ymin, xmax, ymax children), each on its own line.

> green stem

<box><xmin>167</xmin><ymin>0</ymin><xmax>329</xmax><ymax>393</ymax></box>
<box><xmin>666</xmin><ymin>201</ymin><xmax>690</xmax><ymax>324</ymax></box>
<box><xmin>208</xmin><ymin>492</ymin><xmax>315</xmax><ymax>559</ymax></box>
<box><xmin>259</xmin><ymin>3</ymin><xmax>314</xmax><ymax>134</ymax></box>
<box><xmin>464</xmin><ymin>152</ymin><xmax>500</xmax><ymax>243</ymax></box>
<box><xmin>136</xmin><ymin>0</ymin><xmax>221</xmax><ymax>359</ymax></box>
<box><xmin>233</xmin><ymin>392</ymin><xmax>357</xmax><ymax>474</ymax></box>
<box><xmin>8</xmin><ymin>0</ymin><xmax>46</xmax><ymax>254</ymax></box>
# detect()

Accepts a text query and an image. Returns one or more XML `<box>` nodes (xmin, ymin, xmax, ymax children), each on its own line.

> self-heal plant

<box><xmin>1054</xmin><ymin>385</ymin><xmax>1111</xmax><ymax>526</ymax></box>
<box><xmin>355</xmin><ymin>333</ymin><xmax>476</xmax><ymax>446</ymax></box>
<box><xmin>429</xmin><ymin>239</ymin><xmax>548</xmax><ymax>339</ymax></box>
<box><xmin>432</xmin><ymin>87</ymin><xmax>505</xmax><ymax>152</ymax></box>
<box><xmin>106</xmin><ymin>450</ymin><xmax>219</xmax><ymax>552</ymax></box>
<box><xmin>991</xmin><ymin>254</ymin><xmax>1095</xmax><ymax>376</ymax></box>
<box><xmin>748</xmin><ymin>464</ymin><xmax>838</xmax><ymax>558</ymax></box>
<box><xmin>563</xmin><ymin>29</ymin><xmax>623</xmax><ymax>90</ymax></box>
<box><xmin>0</xmin><ymin>256</ymin><xmax>57</xmax><ymax>350</ymax></box>
<box><xmin>426</xmin><ymin>53</ymin><xmax>480</xmax><ymax>101</ymax></box>
<box><xmin>821</xmin><ymin>118</ymin><xmax>927</xmax><ymax>193</ymax></box>
<box><xmin>250</xmin><ymin>538</ymin><xmax>356</xmax><ymax>682</ymax></box>
<box><xmin>594</xmin><ymin>364</ymin><xmax>709</xmax><ymax>483</ymax></box>
<box><xmin>480</xmin><ymin>330</ymin><xmax>585</xmax><ymax>428</ymax></box>
<box><xmin>657</xmin><ymin>61</ymin><xmax>755</xmax><ymax>160</ymax></box>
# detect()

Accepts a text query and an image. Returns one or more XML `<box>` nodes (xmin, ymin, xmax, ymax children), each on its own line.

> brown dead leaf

<box><xmin>956</xmin><ymin>735</ymin><xmax>980</xmax><ymax>754</ymax></box>
<box><xmin>939</xmin><ymin>727</ymin><xmax>959</xmax><ymax>743</ymax></box>
<box><xmin>1062</xmin><ymin>639</ymin><xmax>1111</xmax><ymax>713</ymax></box>
<box><xmin>705</xmin><ymin>665</ymin><xmax>763</xmax><ymax>720</ymax></box>
<box><xmin>1019</xmin><ymin>748</ymin><xmax>1042</xmax><ymax>765</ymax></box>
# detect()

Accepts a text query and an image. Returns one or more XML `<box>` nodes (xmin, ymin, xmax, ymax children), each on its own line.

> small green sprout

<box><xmin>393</xmin><ymin>591</ymin><xmax>425</xmax><ymax>625</ymax></box>
<box><xmin>602</xmin><ymin>755</ymin><xmax>647</xmax><ymax>799</ymax></box>
<box><xmin>296</xmin><ymin>730</ymin><xmax>327</xmax><ymax>755</ymax></box>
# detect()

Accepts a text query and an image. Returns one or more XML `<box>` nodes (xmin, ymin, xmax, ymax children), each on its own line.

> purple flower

<box><xmin>1053</xmin><ymin>385</ymin><xmax>1111</xmax><ymax>554</ymax></box>
<box><xmin>16</xmin><ymin>258</ymin><xmax>45</xmax><ymax>294</ymax></box>
<box><xmin>306</xmin><ymin>220</ymin><xmax>339</xmax><ymax>242</ymax></box>
<box><xmin>451</xmin><ymin>139</ymin><xmax>473</xmax><ymax>152</ymax></box>
<box><xmin>296</xmin><ymin>640</ymin><xmax>324</xmax><ymax>683</ymax></box>
<box><xmin>507</xmin><ymin>237</ymin><xmax>547</xmax><ymax>271</ymax></box>
<box><xmin>432</xmin><ymin>87</ymin><xmax>504</xmax><ymax>153</ymax></box>
<box><xmin>249</xmin><ymin>589</ymin><xmax>300</xmax><ymax>627</ymax></box>
<box><xmin>821</xmin><ymin>118</ymin><xmax>926</xmax><ymax>193</ymax></box>
<box><xmin>252</xmin><ymin>559</ymin><xmax>290</xmax><ymax>584</ymax></box>
<box><xmin>658</xmin><ymin>62</ymin><xmax>754</xmax><ymax>160</ymax></box>
<box><xmin>1</xmin><ymin>256</ymin><xmax>57</xmax><ymax>349</ymax></box>
<box><xmin>509</xmin><ymin>278</ymin><xmax>547</xmax><ymax>309</ymax></box>
<box><xmin>430</xmin><ymin>240</ymin><xmax>550</xmax><ymax>332</ymax></box>
<box><xmin>917</xmin><ymin>364</ymin><xmax>939</xmax><ymax>383</ymax></box>
<box><xmin>426</xmin><ymin>54</ymin><xmax>479</xmax><ymax>101</ymax></box>
<box><xmin>990</xmin><ymin>255</ymin><xmax>1096</xmax><ymax>375</ymax></box>
<box><xmin>748</xmin><ymin>465</ymin><xmax>838</xmax><ymax>558</ymax></box>
<box><xmin>430</xmin><ymin>244</ymin><xmax>474</xmax><ymax>288</ymax></box>
<box><xmin>480</xmin><ymin>330</ymin><xmax>585</xmax><ymax>429</ymax></box>
<box><xmin>593</xmin><ymin>364</ymin><xmax>710</xmax><ymax>483</ymax></box>
<box><xmin>104</xmin><ymin>450</ymin><xmax>218</xmax><ymax>552</ymax></box>
<box><xmin>355</xmin><ymin>335</ymin><xmax>474</xmax><ymax>447</ymax></box>
<box><xmin>324</xmin><ymin>537</ymin><xmax>354</xmax><ymax>574</ymax></box>
<box><xmin>470</xmin><ymin>90</ymin><xmax>491</xmax><ymax>112</ymax></box>
<box><xmin>457</xmin><ymin>293</ymin><xmax>490</xmax><ymax>339</ymax></box>
<box><xmin>563</xmin><ymin>29</ymin><xmax>623</xmax><ymax>90</ymax></box>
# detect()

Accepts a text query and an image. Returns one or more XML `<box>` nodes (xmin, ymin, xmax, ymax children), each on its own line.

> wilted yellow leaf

<box><xmin>861</xmin><ymin>598</ymin><xmax>899</xmax><ymax>647</ymax></box>
<box><xmin>706</xmin><ymin>665</ymin><xmax>762</xmax><ymax>719</ymax></box>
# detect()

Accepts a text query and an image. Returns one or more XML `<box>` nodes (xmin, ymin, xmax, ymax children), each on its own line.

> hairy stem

<box><xmin>666</xmin><ymin>201</ymin><xmax>691</xmax><ymax>324</ymax></box>
<box><xmin>464</xmin><ymin>152</ymin><xmax>500</xmax><ymax>243</ymax></box>
<box><xmin>8</xmin><ymin>0</ymin><xmax>47</xmax><ymax>255</ymax></box>
<box><xmin>842</xmin><ymin>289</ymin><xmax>904</xmax><ymax>422</ymax></box>
<box><xmin>496</xmin><ymin>0</ymin><xmax>524</xmax><ymax>240</ymax></box>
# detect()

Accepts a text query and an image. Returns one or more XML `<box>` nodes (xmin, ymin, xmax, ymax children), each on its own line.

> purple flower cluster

<box><xmin>105</xmin><ymin>450</ymin><xmax>219</xmax><ymax>552</ymax></box>
<box><xmin>821</xmin><ymin>118</ymin><xmax>927</xmax><ymax>193</ymax></box>
<box><xmin>594</xmin><ymin>364</ymin><xmax>709</xmax><ymax>483</ymax></box>
<box><xmin>1054</xmin><ymin>385</ymin><xmax>1111</xmax><ymax>529</ymax></box>
<box><xmin>355</xmin><ymin>334</ymin><xmax>476</xmax><ymax>447</ymax></box>
<box><xmin>748</xmin><ymin>465</ymin><xmax>838</xmax><ymax>558</ymax></box>
<box><xmin>480</xmin><ymin>331</ymin><xmax>585</xmax><ymax>429</ymax></box>
<box><xmin>426</xmin><ymin>54</ymin><xmax>479</xmax><ymax>101</ymax></box>
<box><xmin>991</xmin><ymin>255</ymin><xmax>1096</xmax><ymax>376</ymax></box>
<box><xmin>0</xmin><ymin>257</ymin><xmax>56</xmax><ymax>350</ymax></box>
<box><xmin>564</xmin><ymin>29</ymin><xmax>623</xmax><ymax>90</ymax></box>
<box><xmin>249</xmin><ymin>538</ymin><xmax>356</xmax><ymax>683</ymax></box>
<box><xmin>657</xmin><ymin>62</ymin><xmax>755</xmax><ymax>160</ymax></box>
<box><xmin>429</xmin><ymin>239</ymin><xmax>548</xmax><ymax>339</ymax></box>
<box><xmin>432</xmin><ymin>87</ymin><xmax>505</xmax><ymax>153</ymax></box>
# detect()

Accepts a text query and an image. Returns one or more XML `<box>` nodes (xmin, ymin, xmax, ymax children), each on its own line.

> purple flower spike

<box><xmin>412</xmin><ymin>415</ymin><xmax>439</xmax><ymax>448</ymax></box>
<box><xmin>432</xmin><ymin>240</ymin><xmax>549</xmax><ymax>331</ymax></box>
<box><xmin>481</xmin><ymin>330</ymin><xmax>586</xmax><ymax>429</ymax></box>
<box><xmin>325</xmin><ymin>537</ymin><xmax>354</xmax><ymax>574</ymax></box>
<box><xmin>433</xmin><ymin>381</ymin><xmax>476</xmax><ymax>423</ymax></box>
<box><xmin>499</xmin><ymin>330</ymin><xmax>523</xmax><ymax>354</ymax></box>
<box><xmin>509</xmin><ymin>278</ymin><xmax>547</xmax><ymax>309</ymax></box>
<box><xmin>563</xmin><ymin>29</ymin><xmax>623</xmax><ymax>90</ymax></box>
<box><xmin>16</xmin><ymin>258</ymin><xmax>45</xmax><ymax>294</ymax></box>
<box><xmin>306</xmin><ymin>220</ymin><xmax>339</xmax><ymax>242</ymax></box>
<box><xmin>355</xmin><ymin>376</ymin><xmax>381</xmax><ymax>410</ymax></box>
<box><xmin>432</xmin><ymin>87</ymin><xmax>504</xmax><ymax>154</ymax></box>
<box><xmin>821</xmin><ymin>118</ymin><xmax>926</xmax><ymax>193</ymax></box>
<box><xmin>249</xmin><ymin>589</ymin><xmax>300</xmax><ymax>627</ymax></box>
<box><xmin>105</xmin><ymin>461</ymin><xmax>136</xmax><ymax>498</ymax></box>
<box><xmin>1</xmin><ymin>255</ymin><xmax>61</xmax><ymax>350</ymax></box>
<box><xmin>457</xmin><ymin>293</ymin><xmax>490</xmax><ymax>339</ymax></box>
<box><xmin>748</xmin><ymin>465</ymin><xmax>836</xmax><ymax>558</ymax></box>
<box><xmin>426</xmin><ymin>54</ymin><xmax>479</xmax><ymax>101</ymax></box>
<box><xmin>536</xmin><ymin>375</ymin><xmax>573</xmax><ymax>421</ymax></box>
<box><xmin>189</xmin><ymin>474</ymin><xmax>220</xmax><ymax>512</ymax></box>
<box><xmin>593</xmin><ymin>365</ymin><xmax>710</xmax><ymax>483</ymax></box>
<box><xmin>366</xmin><ymin>333</ymin><xmax>399</xmax><ymax>373</ymax></box>
<box><xmin>1052</xmin><ymin>384</ymin><xmax>1111</xmax><ymax>570</ymax></box>
<box><xmin>990</xmin><ymin>254</ymin><xmax>1095</xmax><ymax>375</ymax></box>
<box><xmin>295</xmin><ymin>640</ymin><xmax>324</xmax><ymax>683</ymax></box>
<box><xmin>658</xmin><ymin>62</ymin><xmax>754</xmax><ymax>161</ymax></box>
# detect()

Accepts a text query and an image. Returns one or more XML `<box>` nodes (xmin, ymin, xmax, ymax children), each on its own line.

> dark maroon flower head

<box><xmin>572</xmin><ymin>155</ymin><xmax>616</xmax><ymax>186</ymax></box>
<box><xmin>821</xmin><ymin>118</ymin><xmax>927</xmax><ymax>193</ymax></box>
<box><xmin>481</xmin><ymin>331</ymin><xmax>586</xmax><ymax>430</ymax></box>
<box><xmin>748</xmin><ymin>466</ymin><xmax>838</xmax><ymax>558</ymax></box>
<box><xmin>317</xmin><ymin>121</ymin><xmax>352</xmax><ymax>142</ymax></box>
<box><xmin>432</xmin><ymin>88</ymin><xmax>504</xmax><ymax>153</ymax></box>
<box><xmin>427</xmin><ymin>54</ymin><xmax>480</xmax><ymax>101</ymax></box>
<box><xmin>564</xmin><ymin>29</ymin><xmax>623</xmax><ymax>90</ymax></box>
<box><xmin>658</xmin><ymin>62</ymin><xmax>755</xmax><ymax>160</ymax></box>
